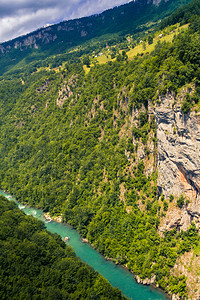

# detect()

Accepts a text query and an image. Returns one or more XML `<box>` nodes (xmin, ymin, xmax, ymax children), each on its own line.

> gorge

<box><xmin>0</xmin><ymin>189</ymin><xmax>167</xmax><ymax>300</ymax></box>
<box><xmin>0</xmin><ymin>0</ymin><xmax>200</xmax><ymax>298</ymax></box>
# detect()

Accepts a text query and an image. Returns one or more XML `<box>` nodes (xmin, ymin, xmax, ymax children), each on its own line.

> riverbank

<box><xmin>43</xmin><ymin>212</ymin><xmax>63</xmax><ymax>223</ymax></box>
<box><xmin>55</xmin><ymin>217</ymin><xmax>171</xmax><ymax>299</ymax></box>
<box><xmin>0</xmin><ymin>189</ymin><xmax>169</xmax><ymax>300</ymax></box>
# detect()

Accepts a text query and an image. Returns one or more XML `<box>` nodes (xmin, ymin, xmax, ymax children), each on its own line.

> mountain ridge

<box><xmin>0</xmin><ymin>0</ymin><xmax>190</xmax><ymax>76</ymax></box>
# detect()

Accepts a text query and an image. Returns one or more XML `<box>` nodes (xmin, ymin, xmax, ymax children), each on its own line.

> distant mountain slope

<box><xmin>0</xmin><ymin>0</ymin><xmax>191</xmax><ymax>75</ymax></box>
<box><xmin>160</xmin><ymin>0</ymin><xmax>200</xmax><ymax>27</ymax></box>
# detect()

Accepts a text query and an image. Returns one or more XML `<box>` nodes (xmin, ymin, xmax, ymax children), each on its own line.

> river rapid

<box><xmin>0</xmin><ymin>189</ymin><xmax>169</xmax><ymax>300</ymax></box>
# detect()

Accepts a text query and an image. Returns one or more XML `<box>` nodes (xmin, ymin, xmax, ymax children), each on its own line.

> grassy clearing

<box><xmin>83</xmin><ymin>23</ymin><xmax>188</xmax><ymax>74</ymax></box>
<box><xmin>96</xmin><ymin>54</ymin><xmax>113</xmax><ymax>64</ymax></box>
<box><xmin>83</xmin><ymin>65</ymin><xmax>91</xmax><ymax>74</ymax></box>
<box><xmin>88</xmin><ymin>23</ymin><xmax>189</xmax><ymax>69</ymax></box>
<box><xmin>127</xmin><ymin>23</ymin><xmax>189</xmax><ymax>58</ymax></box>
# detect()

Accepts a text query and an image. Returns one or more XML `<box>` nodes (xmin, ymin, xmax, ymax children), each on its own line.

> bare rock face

<box><xmin>154</xmin><ymin>95</ymin><xmax>200</xmax><ymax>231</ymax></box>
<box><xmin>135</xmin><ymin>274</ymin><xmax>156</xmax><ymax>285</ymax></box>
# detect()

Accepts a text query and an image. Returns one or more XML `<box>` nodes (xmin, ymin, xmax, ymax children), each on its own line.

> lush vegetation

<box><xmin>0</xmin><ymin>0</ymin><xmax>200</xmax><ymax>298</ymax></box>
<box><xmin>0</xmin><ymin>0</ymin><xmax>191</xmax><ymax>76</ymax></box>
<box><xmin>160</xmin><ymin>0</ymin><xmax>200</xmax><ymax>28</ymax></box>
<box><xmin>0</xmin><ymin>196</ymin><xmax>126</xmax><ymax>299</ymax></box>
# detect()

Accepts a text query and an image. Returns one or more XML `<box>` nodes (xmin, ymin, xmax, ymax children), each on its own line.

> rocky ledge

<box><xmin>43</xmin><ymin>212</ymin><xmax>63</xmax><ymax>223</ymax></box>
<box><xmin>154</xmin><ymin>94</ymin><xmax>200</xmax><ymax>231</ymax></box>
<box><xmin>135</xmin><ymin>274</ymin><xmax>156</xmax><ymax>285</ymax></box>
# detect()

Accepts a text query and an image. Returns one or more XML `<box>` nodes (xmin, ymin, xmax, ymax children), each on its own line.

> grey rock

<box><xmin>154</xmin><ymin>95</ymin><xmax>200</xmax><ymax>230</ymax></box>
<box><xmin>135</xmin><ymin>274</ymin><xmax>156</xmax><ymax>285</ymax></box>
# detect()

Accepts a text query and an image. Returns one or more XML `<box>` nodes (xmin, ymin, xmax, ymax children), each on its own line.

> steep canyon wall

<box><xmin>154</xmin><ymin>95</ymin><xmax>200</xmax><ymax>231</ymax></box>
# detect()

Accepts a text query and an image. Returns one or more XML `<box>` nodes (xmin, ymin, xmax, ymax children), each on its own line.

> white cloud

<box><xmin>0</xmin><ymin>0</ymin><xmax>131</xmax><ymax>43</ymax></box>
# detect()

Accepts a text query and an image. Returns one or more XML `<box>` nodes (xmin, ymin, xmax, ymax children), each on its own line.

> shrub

<box><xmin>177</xmin><ymin>195</ymin><xmax>185</xmax><ymax>208</ymax></box>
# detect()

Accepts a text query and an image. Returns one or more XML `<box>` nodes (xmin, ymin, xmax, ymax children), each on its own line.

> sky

<box><xmin>0</xmin><ymin>0</ymin><xmax>132</xmax><ymax>43</ymax></box>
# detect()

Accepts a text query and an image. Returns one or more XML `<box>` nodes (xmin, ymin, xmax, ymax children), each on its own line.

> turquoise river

<box><xmin>0</xmin><ymin>189</ymin><xmax>168</xmax><ymax>300</ymax></box>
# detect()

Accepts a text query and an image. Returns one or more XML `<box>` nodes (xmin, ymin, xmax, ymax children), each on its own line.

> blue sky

<box><xmin>0</xmin><ymin>0</ymin><xmax>132</xmax><ymax>43</ymax></box>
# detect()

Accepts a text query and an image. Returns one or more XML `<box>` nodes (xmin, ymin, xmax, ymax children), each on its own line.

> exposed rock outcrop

<box><xmin>172</xmin><ymin>250</ymin><xmax>200</xmax><ymax>300</ymax></box>
<box><xmin>154</xmin><ymin>95</ymin><xmax>200</xmax><ymax>231</ymax></box>
<box><xmin>43</xmin><ymin>212</ymin><xmax>63</xmax><ymax>223</ymax></box>
<box><xmin>56</xmin><ymin>76</ymin><xmax>77</xmax><ymax>108</ymax></box>
<box><xmin>135</xmin><ymin>274</ymin><xmax>156</xmax><ymax>285</ymax></box>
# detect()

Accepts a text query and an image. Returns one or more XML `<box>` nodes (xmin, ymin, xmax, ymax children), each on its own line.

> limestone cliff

<box><xmin>154</xmin><ymin>95</ymin><xmax>200</xmax><ymax>231</ymax></box>
<box><xmin>172</xmin><ymin>249</ymin><xmax>200</xmax><ymax>299</ymax></box>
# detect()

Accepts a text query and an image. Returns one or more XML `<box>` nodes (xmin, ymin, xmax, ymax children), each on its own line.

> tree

<box><xmin>148</xmin><ymin>35</ymin><xmax>153</xmax><ymax>45</ymax></box>
<box><xmin>83</xmin><ymin>56</ymin><xmax>90</xmax><ymax>67</ymax></box>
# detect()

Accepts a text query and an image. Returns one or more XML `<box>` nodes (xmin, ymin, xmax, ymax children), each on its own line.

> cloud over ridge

<box><xmin>0</xmin><ymin>0</ymin><xmax>131</xmax><ymax>43</ymax></box>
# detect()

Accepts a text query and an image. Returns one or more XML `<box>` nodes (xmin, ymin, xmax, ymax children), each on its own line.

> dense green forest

<box><xmin>0</xmin><ymin>196</ymin><xmax>126</xmax><ymax>299</ymax></box>
<box><xmin>1</xmin><ymin>0</ymin><xmax>200</xmax><ymax>298</ymax></box>
<box><xmin>160</xmin><ymin>0</ymin><xmax>200</xmax><ymax>28</ymax></box>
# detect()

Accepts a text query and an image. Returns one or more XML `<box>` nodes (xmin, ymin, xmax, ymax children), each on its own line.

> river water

<box><xmin>0</xmin><ymin>189</ymin><xmax>168</xmax><ymax>300</ymax></box>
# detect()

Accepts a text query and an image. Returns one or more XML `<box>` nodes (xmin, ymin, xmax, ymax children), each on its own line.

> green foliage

<box><xmin>160</xmin><ymin>0</ymin><xmax>200</xmax><ymax>29</ymax></box>
<box><xmin>163</xmin><ymin>200</ymin><xmax>168</xmax><ymax>211</ymax></box>
<box><xmin>168</xmin><ymin>275</ymin><xmax>187</xmax><ymax>297</ymax></box>
<box><xmin>0</xmin><ymin>0</ymin><xmax>191</xmax><ymax>76</ymax></box>
<box><xmin>148</xmin><ymin>35</ymin><xmax>154</xmax><ymax>45</ymax></box>
<box><xmin>181</xmin><ymin>93</ymin><xmax>192</xmax><ymax>113</ymax></box>
<box><xmin>0</xmin><ymin>5</ymin><xmax>200</xmax><ymax>296</ymax></box>
<box><xmin>0</xmin><ymin>196</ymin><xmax>126</xmax><ymax>300</ymax></box>
<box><xmin>160</xmin><ymin>194</ymin><xmax>165</xmax><ymax>202</ymax></box>
<box><xmin>189</xmin><ymin>15</ymin><xmax>200</xmax><ymax>33</ymax></box>
<box><xmin>83</xmin><ymin>56</ymin><xmax>90</xmax><ymax>67</ymax></box>
<box><xmin>177</xmin><ymin>195</ymin><xmax>185</xmax><ymax>208</ymax></box>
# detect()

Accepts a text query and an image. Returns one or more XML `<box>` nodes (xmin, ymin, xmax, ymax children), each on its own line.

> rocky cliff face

<box><xmin>154</xmin><ymin>95</ymin><xmax>200</xmax><ymax>231</ymax></box>
<box><xmin>0</xmin><ymin>22</ymin><xmax>84</xmax><ymax>54</ymax></box>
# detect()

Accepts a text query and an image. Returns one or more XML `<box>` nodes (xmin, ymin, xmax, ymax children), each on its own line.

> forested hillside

<box><xmin>0</xmin><ymin>0</ymin><xmax>190</xmax><ymax>75</ymax></box>
<box><xmin>0</xmin><ymin>196</ymin><xmax>126</xmax><ymax>299</ymax></box>
<box><xmin>1</xmin><ymin>0</ymin><xmax>200</xmax><ymax>298</ymax></box>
